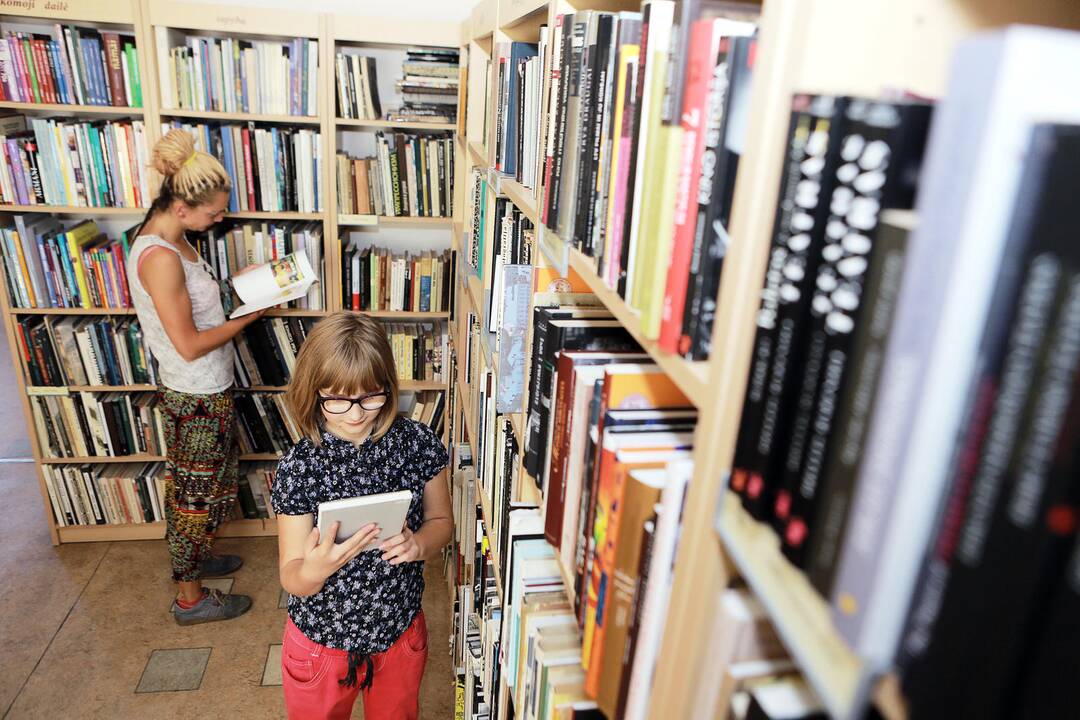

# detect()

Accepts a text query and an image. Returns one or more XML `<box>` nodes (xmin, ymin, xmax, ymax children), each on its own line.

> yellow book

<box><xmin>64</xmin><ymin>220</ymin><xmax>101</xmax><ymax>309</ymax></box>
<box><xmin>636</xmin><ymin>124</ymin><xmax>684</xmax><ymax>338</ymax></box>
<box><xmin>112</xmin><ymin>124</ymin><xmax>137</xmax><ymax>208</ymax></box>
<box><xmin>52</xmin><ymin>124</ymin><xmax>75</xmax><ymax>205</ymax></box>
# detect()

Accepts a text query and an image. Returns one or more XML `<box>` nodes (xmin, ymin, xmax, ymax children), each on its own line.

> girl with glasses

<box><xmin>271</xmin><ymin>311</ymin><xmax>452</xmax><ymax>720</ymax></box>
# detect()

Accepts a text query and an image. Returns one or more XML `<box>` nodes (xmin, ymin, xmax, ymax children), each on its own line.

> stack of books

<box><xmin>237</xmin><ymin>462</ymin><xmax>276</xmax><ymax>519</ymax></box>
<box><xmin>493</xmin><ymin>40</ymin><xmax>544</xmax><ymax>188</ymax></box>
<box><xmin>336</xmin><ymin>131</ymin><xmax>454</xmax><ymax>217</ymax></box>
<box><xmin>32</xmin><ymin>391</ymin><xmax>166</xmax><ymax>459</ymax></box>
<box><xmin>42</xmin><ymin>462</ymin><xmax>166</xmax><ymax>527</ymax></box>
<box><xmin>233</xmin><ymin>316</ymin><xmax>317</xmax><ymax>388</ymax></box>
<box><xmin>16</xmin><ymin>315</ymin><xmax>156</xmax><ymax>387</ymax></box>
<box><xmin>382</xmin><ymin>321</ymin><xmax>448</xmax><ymax>383</ymax></box>
<box><xmin>0</xmin><ymin>116</ymin><xmax>150</xmax><ymax>208</ymax></box>
<box><xmin>388</xmin><ymin>47</ymin><xmax>459</xmax><ymax>124</ymax></box>
<box><xmin>339</xmin><ymin>244</ymin><xmax>452</xmax><ymax>313</ymax></box>
<box><xmin>164</xmin><ymin>121</ymin><xmax>323</xmax><ymax>214</ymax></box>
<box><xmin>191</xmin><ymin>220</ymin><xmax>324</xmax><ymax>311</ymax></box>
<box><xmin>236</xmin><ymin>391</ymin><xmax>301</xmax><ymax>454</ymax></box>
<box><xmin>0</xmin><ymin>27</ymin><xmax>143</xmax><ymax>107</ymax></box>
<box><xmin>334</xmin><ymin>51</ymin><xmax>382</xmax><ymax>120</ymax></box>
<box><xmin>157</xmin><ymin>32</ymin><xmax>319</xmax><ymax>116</ymax></box>
<box><xmin>0</xmin><ymin>217</ymin><xmax>135</xmax><ymax>310</ymax></box>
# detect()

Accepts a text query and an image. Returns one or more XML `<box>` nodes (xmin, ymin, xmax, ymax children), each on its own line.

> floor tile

<box><xmin>262</xmin><ymin>644</ymin><xmax>282</xmax><ymax>686</ymax></box>
<box><xmin>135</xmin><ymin>648</ymin><xmax>212</xmax><ymax>693</ymax></box>
<box><xmin>203</xmin><ymin>578</ymin><xmax>235</xmax><ymax>594</ymax></box>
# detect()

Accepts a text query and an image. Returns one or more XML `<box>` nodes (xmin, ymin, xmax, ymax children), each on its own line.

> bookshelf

<box><xmin>0</xmin><ymin>0</ymin><xmax>459</xmax><ymax>546</ymax></box>
<box><xmin>447</xmin><ymin>0</ymin><xmax>1080</xmax><ymax>718</ymax></box>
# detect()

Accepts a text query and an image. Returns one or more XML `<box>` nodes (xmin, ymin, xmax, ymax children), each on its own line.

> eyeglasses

<box><xmin>318</xmin><ymin>391</ymin><xmax>388</xmax><ymax>414</ymax></box>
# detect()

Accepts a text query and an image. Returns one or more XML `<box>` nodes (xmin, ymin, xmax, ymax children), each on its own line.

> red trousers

<box><xmin>282</xmin><ymin>613</ymin><xmax>428</xmax><ymax>720</ymax></box>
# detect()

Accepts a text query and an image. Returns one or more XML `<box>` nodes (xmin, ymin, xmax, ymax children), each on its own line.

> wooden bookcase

<box><xmin>449</xmin><ymin>0</ymin><xmax>1080</xmax><ymax>719</ymax></box>
<box><xmin>0</xmin><ymin>0</ymin><xmax>460</xmax><ymax>545</ymax></box>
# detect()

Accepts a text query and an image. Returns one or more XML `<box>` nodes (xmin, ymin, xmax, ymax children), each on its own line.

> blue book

<box><xmin>419</xmin><ymin>274</ymin><xmax>431</xmax><ymax>312</ymax></box>
<box><xmin>47</xmin><ymin>41</ymin><xmax>70</xmax><ymax>104</ymax></box>
<box><xmin>503</xmin><ymin>42</ymin><xmax>538</xmax><ymax>178</ymax></box>
<box><xmin>219</xmin><ymin>127</ymin><xmax>239</xmax><ymax>212</ymax></box>
<box><xmin>78</xmin><ymin>38</ymin><xmax>99</xmax><ymax>104</ymax></box>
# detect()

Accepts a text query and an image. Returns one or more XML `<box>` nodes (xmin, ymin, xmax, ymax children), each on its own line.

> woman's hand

<box><xmin>298</xmin><ymin>521</ymin><xmax>381</xmax><ymax>585</ymax></box>
<box><xmin>380</xmin><ymin>528</ymin><xmax>424</xmax><ymax>566</ymax></box>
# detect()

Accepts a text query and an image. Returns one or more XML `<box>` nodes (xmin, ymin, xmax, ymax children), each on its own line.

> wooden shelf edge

<box><xmin>0</xmin><ymin>101</ymin><xmax>146</xmax><ymax>116</ymax></box>
<box><xmin>500</xmin><ymin>178</ymin><xmax>539</xmax><ymax>225</ymax></box>
<box><xmin>10</xmin><ymin>307</ymin><xmax>136</xmax><ymax>315</ymax></box>
<box><xmin>566</xmin><ymin>246</ymin><xmax>709</xmax><ymax>406</ymax></box>
<box><xmin>716</xmin><ymin>493</ymin><xmax>868</xmax><ymax>718</ymax></box>
<box><xmin>224</xmin><ymin>211</ymin><xmax>323</xmax><ymax>220</ymax></box>
<box><xmin>55</xmin><ymin>518</ymin><xmax>273</xmax><ymax>542</ymax></box>
<box><xmin>335</xmin><ymin>118</ymin><xmax>456</xmax><ymax>131</ymax></box>
<box><xmin>160</xmin><ymin>108</ymin><xmax>320</xmax><ymax>125</ymax></box>
<box><xmin>339</xmin><ymin>214</ymin><xmax>453</xmax><ymax>227</ymax></box>
<box><xmin>0</xmin><ymin>205</ymin><xmax>145</xmax><ymax>215</ymax></box>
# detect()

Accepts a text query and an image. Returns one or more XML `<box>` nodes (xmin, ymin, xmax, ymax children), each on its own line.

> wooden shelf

<box><xmin>11</xmin><ymin>307</ymin><xmax>136</xmax><ymax>315</ymax></box>
<box><xmin>263</xmin><ymin>308</ymin><xmax>327</xmax><ymax>317</ymax></box>
<box><xmin>28</xmin><ymin>385</ymin><xmax>158</xmax><ymax>393</ymax></box>
<box><xmin>500</xmin><ymin>178</ymin><xmax>539</xmax><ymax>225</ymax></box>
<box><xmin>0</xmin><ymin>205</ymin><xmax>145</xmax><ymax>216</ymax></box>
<box><xmin>240</xmin><ymin>452</ymin><xmax>281</xmax><ymax>461</ymax></box>
<box><xmin>159</xmin><ymin>108</ymin><xmax>321</xmax><ymax>125</ymax></box>
<box><xmin>55</xmin><ymin>518</ymin><xmax>273</xmax><ymax>543</ymax></box>
<box><xmin>336</xmin><ymin>118</ymin><xmax>456</xmax><ymax>131</ymax></box>
<box><xmin>507</xmin><ymin>412</ymin><xmax>524</xmax><ymax>447</ymax></box>
<box><xmin>236</xmin><ymin>385</ymin><xmax>288</xmax><ymax>392</ymax></box>
<box><xmin>401</xmin><ymin>380</ymin><xmax>450</xmax><ymax>391</ymax></box>
<box><xmin>0</xmin><ymin>101</ymin><xmax>145</xmax><ymax>117</ymax></box>
<box><xmin>468</xmin><ymin>140</ymin><xmax>488</xmax><ymax>167</ymax></box>
<box><xmin>358</xmin><ymin>311</ymin><xmax>451</xmax><ymax>319</ymax></box>
<box><xmin>40</xmin><ymin>454</ymin><xmax>166</xmax><ymax>464</ymax></box>
<box><xmin>224</xmin><ymin>211</ymin><xmax>323</xmax><ymax>221</ymax></box>
<box><xmin>716</xmin><ymin>494</ymin><xmax>868</xmax><ymax>718</ymax></box>
<box><xmin>338</xmin><ymin>214</ymin><xmax>453</xmax><ymax>228</ymax></box>
<box><xmin>566</xmin><ymin>246</ymin><xmax>709</xmax><ymax>406</ymax></box>
<box><xmin>498</xmin><ymin>0</ymin><xmax>549</xmax><ymax>30</ymax></box>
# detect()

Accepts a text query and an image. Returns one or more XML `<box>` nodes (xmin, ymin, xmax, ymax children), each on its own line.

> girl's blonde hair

<box><xmin>147</xmin><ymin>128</ymin><xmax>231</xmax><ymax>213</ymax></box>
<box><xmin>286</xmin><ymin>312</ymin><xmax>400</xmax><ymax>444</ymax></box>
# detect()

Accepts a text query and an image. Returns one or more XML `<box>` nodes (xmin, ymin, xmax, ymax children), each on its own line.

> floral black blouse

<box><xmin>271</xmin><ymin>417</ymin><xmax>449</xmax><ymax>653</ymax></box>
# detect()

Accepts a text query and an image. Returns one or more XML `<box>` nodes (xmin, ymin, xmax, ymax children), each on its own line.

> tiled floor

<box><xmin>0</xmin><ymin>329</ymin><xmax>456</xmax><ymax>719</ymax></box>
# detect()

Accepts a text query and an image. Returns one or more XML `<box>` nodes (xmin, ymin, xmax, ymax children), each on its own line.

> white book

<box><xmin>155</xmin><ymin>26</ymin><xmax>173</xmax><ymax>108</ymax></box>
<box><xmin>316</xmin><ymin>489</ymin><xmax>413</xmax><ymax>548</ymax></box>
<box><xmin>229</xmin><ymin>251</ymin><xmax>318</xmax><ymax>318</ymax></box>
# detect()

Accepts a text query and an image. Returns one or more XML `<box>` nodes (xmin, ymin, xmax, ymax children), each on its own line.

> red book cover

<box><xmin>101</xmin><ymin>33</ymin><xmax>126</xmax><ymax>108</ymax></box>
<box><xmin>659</xmin><ymin>20</ymin><xmax>726</xmax><ymax>353</ymax></box>
<box><xmin>30</xmin><ymin>39</ymin><xmax>55</xmax><ymax>104</ymax></box>
<box><xmin>15</xmin><ymin>36</ymin><xmax>35</xmax><ymax>103</ymax></box>
<box><xmin>241</xmin><ymin>127</ymin><xmax>257</xmax><ymax>210</ymax></box>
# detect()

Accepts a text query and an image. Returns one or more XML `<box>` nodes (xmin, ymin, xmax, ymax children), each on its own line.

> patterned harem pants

<box><xmin>158</xmin><ymin>387</ymin><xmax>239</xmax><ymax>582</ymax></box>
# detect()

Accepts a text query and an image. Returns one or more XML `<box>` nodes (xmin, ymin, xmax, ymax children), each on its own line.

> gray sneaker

<box><xmin>172</xmin><ymin>588</ymin><xmax>253</xmax><ymax>626</ymax></box>
<box><xmin>199</xmin><ymin>553</ymin><xmax>243</xmax><ymax>577</ymax></box>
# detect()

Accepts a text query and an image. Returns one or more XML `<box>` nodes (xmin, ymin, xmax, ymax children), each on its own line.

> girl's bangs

<box><xmin>313</xmin><ymin>341</ymin><xmax>388</xmax><ymax>397</ymax></box>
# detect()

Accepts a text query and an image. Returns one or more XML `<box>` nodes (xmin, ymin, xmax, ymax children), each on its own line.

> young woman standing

<box><xmin>128</xmin><ymin>128</ymin><xmax>266</xmax><ymax>625</ymax></box>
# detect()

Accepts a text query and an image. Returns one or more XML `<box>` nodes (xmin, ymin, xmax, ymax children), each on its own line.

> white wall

<box><xmin>184</xmin><ymin>0</ymin><xmax>471</xmax><ymax>22</ymax></box>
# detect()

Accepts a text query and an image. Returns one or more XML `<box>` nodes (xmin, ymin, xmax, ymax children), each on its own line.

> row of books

<box><xmin>156</xmin><ymin>32</ymin><xmax>319</xmax><ymax>117</ymax></box>
<box><xmin>233</xmin><ymin>316</ymin><xmax>317</xmax><ymax>388</ymax></box>
<box><xmin>339</xmin><ymin>243</ymin><xmax>452</xmax><ymax>314</ymax></box>
<box><xmin>392</xmin><ymin>47</ymin><xmax>459</xmax><ymax>124</ymax></box>
<box><xmin>166</xmin><ymin>121</ymin><xmax>323</xmax><ymax>214</ymax></box>
<box><xmin>42</xmin><ymin>462</ymin><xmax>165</xmax><ymax>527</ymax></box>
<box><xmin>1</xmin><ymin>217</ymin><xmax>134</xmax><ymax>310</ymax></box>
<box><xmin>483</xmin><ymin>198</ymin><xmax>534</xmax><ymax>334</ymax></box>
<box><xmin>236</xmin><ymin>391</ymin><xmax>301</xmax><ymax>455</ymax></box>
<box><xmin>401</xmin><ymin>389</ymin><xmax>447</xmax><ymax>436</ymax></box>
<box><xmin>0</xmin><ymin>116</ymin><xmax>151</xmax><ymax>208</ymax></box>
<box><xmin>726</xmin><ymin>28</ymin><xmax>1080</xmax><ymax>720</ymax></box>
<box><xmin>17</xmin><ymin>315</ymin><xmax>156</xmax><ymax>388</ymax></box>
<box><xmin>334</xmin><ymin>52</ymin><xmax>382</xmax><ymax>121</ymax></box>
<box><xmin>336</xmin><ymin>131</ymin><xmax>454</xmax><ymax>218</ymax></box>
<box><xmin>492</xmin><ymin>39</ymin><xmax>544</xmax><ymax>188</ymax></box>
<box><xmin>0</xmin><ymin>27</ymin><xmax>142</xmax><ymax>107</ymax></box>
<box><xmin>31</xmin><ymin>391</ymin><xmax>165</xmax><ymax>459</ymax></box>
<box><xmin>237</xmin><ymin>462</ymin><xmax>276</xmax><ymax>520</ymax></box>
<box><xmin>514</xmin><ymin>8</ymin><xmax>758</xmax><ymax>361</ymax></box>
<box><xmin>386</xmin><ymin>322</ymin><xmax>448</xmax><ymax>383</ymax></box>
<box><xmin>191</xmin><ymin>220</ymin><xmax>324</xmax><ymax>312</ymax></box>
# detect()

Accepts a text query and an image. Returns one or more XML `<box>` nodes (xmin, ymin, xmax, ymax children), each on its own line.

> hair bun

<box><xmin>152</xmin><ymin>128</ymin><xmax>197</xmax><ymax>177</ymax></box>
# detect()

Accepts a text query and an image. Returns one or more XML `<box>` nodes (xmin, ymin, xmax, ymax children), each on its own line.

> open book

<box><xmin>316</xmin><ymin>489</ymin><xmax>413</xmax><ymax>547</ymax></box>
<box><xmin>228</xmin><ymin>252</ymin><xmax>318</xmax><ymax>318</ymax></box>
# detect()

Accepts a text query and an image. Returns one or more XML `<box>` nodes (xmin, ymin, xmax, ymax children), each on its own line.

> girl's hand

<box><xmin>299</xmin><ymin>521</ymin><xmax>380</xmax><ymax>583</ymax></box>
<box><xmin>380</xmin><ymin>528</ymin><xmax>423</xmax><ymax>565</ymax></box>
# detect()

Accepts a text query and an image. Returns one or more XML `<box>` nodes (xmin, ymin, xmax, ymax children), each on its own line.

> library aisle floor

<box><xmin>0</xmin><ymin>335</ymin><xmax>455</xmax><ymax>719</ymax></box>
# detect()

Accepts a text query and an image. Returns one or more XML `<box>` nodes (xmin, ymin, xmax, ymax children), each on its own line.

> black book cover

<box><xmin>236</xmin><ymin>475</ymin><xmax>260</xmax><ymax>518</ymax></box>
<box><xmin>545</xmin><ymin>12</ymin><xmax>578</xmax><ymax>228</ymax></box>
<box><xmin>574</xmin><ymin>13</ymin><xmax>615</xmax><ymax>249</ymax></box>
<box><xmin>236</xmin><ymin>393</ymin><xmax>274</xmax><ymax>452</ymax></box>
<box><xmin>903</xmin><ymin>124</ymin><xmax>1080</xmax><ymax>720</ymax></box>
<box><xmin>776</xmin><ymin>99</ymin><xmax>932</xmax><ymax>565</ymax></box>
<box><xmin>396</xmin><ymin>133</ymin><xmax>411</xmax><ymax>215</ymax></box>
<box><xmin>18</xmin><ymin>319</ymin><xmax>43</xmax><ymax>385</ymax></box>
<box><xmin>686</xmin><ymin>35</ymin><xmax>757</xmax><ymax>361</ymax></box>
<box><xmin>805</xmin><ymin>214</ymin><xmax>911</xmax><ymax>594</ymax></box>
<box><xmin>365</xmin><ymin>57</ymin><xmax>382</xmax><ymax>120</ymax></box>
<box><xmin>574</xmin><ymin>377</ymin><xmax>606</xmax><ymax>618</ymax></box>
<box><xmin>247</xmin><ymin>122</ymin><xmax>262</xmax><ymax>211</ymax></box>
<box><xmin>728</xmin><ymin>95</ymin><xmax>848</xmax><ymax>521</ymax></box>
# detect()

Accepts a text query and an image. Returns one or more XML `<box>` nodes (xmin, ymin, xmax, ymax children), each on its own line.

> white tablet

<box><xmin>316</xmin><ymin>490</ymin><xmax>413</xmax><ymax>548</ymax></box>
